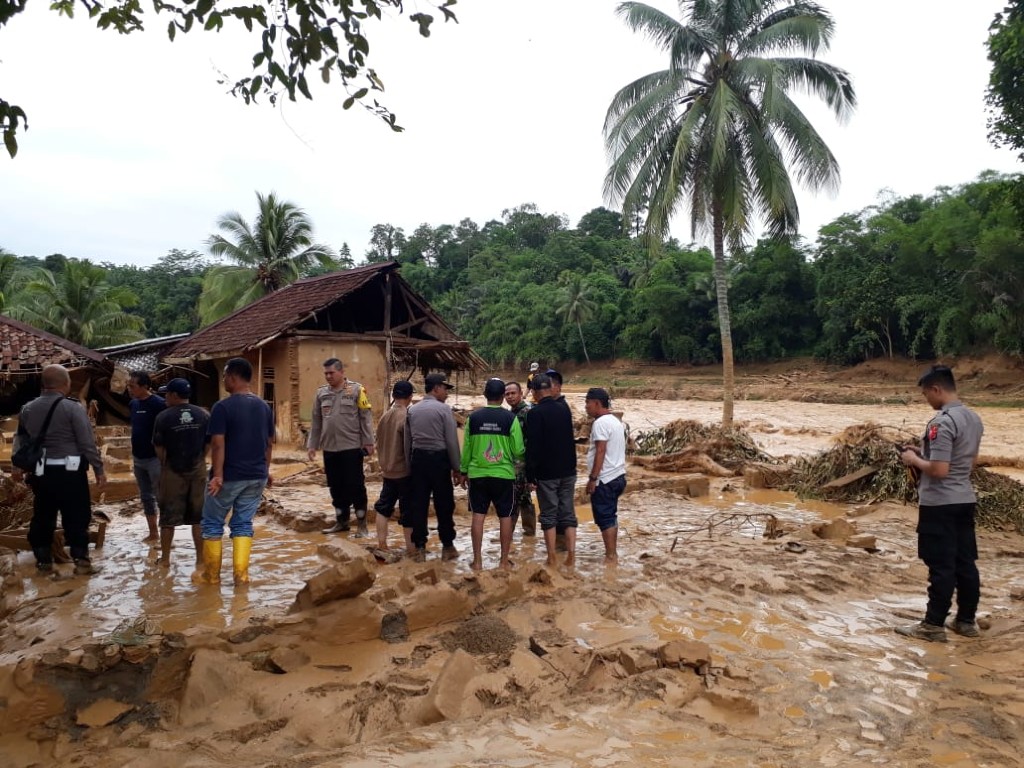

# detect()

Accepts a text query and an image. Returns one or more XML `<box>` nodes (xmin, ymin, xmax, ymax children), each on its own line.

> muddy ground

<box><xmin>2</xmin><ymin>361</ymin><xmax>1024</xmax><ymax>768</ymax></box>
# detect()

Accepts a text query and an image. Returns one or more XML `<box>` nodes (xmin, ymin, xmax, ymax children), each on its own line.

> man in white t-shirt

<box><xmin>584</xmin><ymin>387</ymin><xmax>627</xmax><ymax>564</ymax></box>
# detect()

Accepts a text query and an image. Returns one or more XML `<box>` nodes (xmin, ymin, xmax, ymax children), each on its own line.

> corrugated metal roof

<box><xmin>0</xmin><ymin>315</ymin><xmax>108</xmax><ymax>375</ymax></box>
<box><xmin>169</xmin><ymin>262</ymin><xmax>398</xmax><ymax>359</ymax></box>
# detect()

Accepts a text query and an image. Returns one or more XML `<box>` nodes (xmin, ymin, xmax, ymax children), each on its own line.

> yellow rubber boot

<box><xmin>192</xmin><ymin>539</ymin><xmax>223</xmax><ymax>585</ymax></box>
<box><xmin>232</xmin><ymin>536</ymin><xmax>253</xmax><ymax>585</ymax></box>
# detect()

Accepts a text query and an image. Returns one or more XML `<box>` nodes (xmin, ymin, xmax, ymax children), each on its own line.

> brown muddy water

<box><xmin>1</xmin><ymin>397</ymin><xmax>1023</xmax><ymax>767</ymax></box>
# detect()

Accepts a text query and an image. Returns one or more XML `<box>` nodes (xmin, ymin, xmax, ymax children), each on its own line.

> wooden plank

<box><xmin>822</xmin><ymin>465</ymin><xmax>878</xmax><ymax>489</ymax></box>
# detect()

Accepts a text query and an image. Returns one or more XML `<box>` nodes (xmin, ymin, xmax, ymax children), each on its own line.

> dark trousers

<box><xmin>323</xmin><ymin>448</ymin><xmax>367</xmax><ymax>522</ymax></box>
<box><xmin>405</xmin><ymin>449</ymin><xmax>455</xmax><ymax>548</ymax></box>
<box><xmin>918</xmin><ymin>503</ymin><xmax>981</xmax><ymax>626</ymax></box>
<box><xmin>374</xmin><ymin>476</ymin><xmax>410</xmax><ymax>523</ymax></box>
<box><xmin>28</xmin><ymin>466</ymin><xmax>92</xmax><ymax>562</ymax></box>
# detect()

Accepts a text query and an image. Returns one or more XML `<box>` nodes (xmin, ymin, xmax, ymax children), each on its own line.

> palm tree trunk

<box><xmin>577</xmin><ymin>318</ymin><xmax>591</xmax><ymax>365</ymax></box>
<box><xmin>712</xmin><ymin>207</ymin><xmax>735</xmax><ymax>427</ymax></box>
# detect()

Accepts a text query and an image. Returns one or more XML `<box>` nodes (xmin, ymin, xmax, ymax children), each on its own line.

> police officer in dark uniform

<box><xmin>13</xmin><ymin>364</ymin><xmax>106</xmax><ymax>574</ymax></box>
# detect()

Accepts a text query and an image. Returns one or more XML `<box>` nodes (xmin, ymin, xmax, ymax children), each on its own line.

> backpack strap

<box><xmin>36</xmin><ymin>397</ymin><xmax>65</xmax><ymax>440</ymax></box>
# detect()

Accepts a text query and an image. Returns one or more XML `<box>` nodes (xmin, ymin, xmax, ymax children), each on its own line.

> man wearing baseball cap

<box><xmin>152</xmin><ymin>378</ymin><xmax>210</xmax><ymax>569</ymax></box>
<box><xmin>584</xmin><ymin>387</ymin><xmax>627</xmax><ymax>565</ymax></box>
<box><xmin>404</xmin><ymin>373</ymin><xmax>462</xmax><ymax>561</ymax></box>
<box><xmin>371</xmin><ymin>380</ymin><xmax>415</xmax><ymax>555</ymax></box>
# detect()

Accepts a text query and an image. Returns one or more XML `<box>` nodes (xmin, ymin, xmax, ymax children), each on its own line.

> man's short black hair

<box><xmin>323</xmin><ymin>358</ymin><xmax>343</xmax><ymax>370</ymax></box>
<box><xmin>129</xmin><ymin>370</ymin><xmax>153</xmax><ymax>389</ymax></box>
<box><xmin>545</xmin><ymin>369</ymin><xmax>563</xmax><ymax>386</ymax></box>
<box><xmin>484</xmin><ymin>378</ymin><xmax>506</xmax><ymax>401</ymax></box>
<box><xmin>918</xmin><ymin>364</ymin><xmax>956</xmax><ymax>391</ymax></box>
<box><xmin>505</xmin><ymin>381</ymin><xmax>522</xmax><ymax>393</ymax></box>
<box><xmin>225</xmin><ymin>357</ymin><xmax>253</xmax><ymax>382</ymax></box>
<box><xmin>530</xmin><ymin>373</ymin><xmax>553</xmax><ymax>391</ymax></box>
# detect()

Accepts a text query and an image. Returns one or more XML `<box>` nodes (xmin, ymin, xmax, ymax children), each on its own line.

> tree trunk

<box><xmin>577</xmin><ymin>318</ymin><xmax>591</xmax><ymax>365</ymax></box>
<box><xmin>712</xmin><ymin>208</ymin><xmax>735</xmax><ymax>427</ymax></box>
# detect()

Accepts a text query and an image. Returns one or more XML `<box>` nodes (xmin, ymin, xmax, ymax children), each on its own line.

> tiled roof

<box><xmin>0</xmin><ymin>315</ymin><xmax>108</xmax><ymax>374</ymax></box>
<box><xmin>169</xmin><ymin>262</ymin><xmax>399</xmax><ymax>359</ymax></box>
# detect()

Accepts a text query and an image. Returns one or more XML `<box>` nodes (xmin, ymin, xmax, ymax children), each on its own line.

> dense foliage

<box><xmin>0</xmin><ymin>0</ymin><xmax>457</xmax><ymax>157</ymax></box>
<box><xmin>2</xmin><ymin>173</ymin><xmax>1023</xmax><ymax>363</ymax></box>
<box><xmin>987</xmin><ymin>1</ymin><xmax>1024</xmax><ymax>160</ymax></box>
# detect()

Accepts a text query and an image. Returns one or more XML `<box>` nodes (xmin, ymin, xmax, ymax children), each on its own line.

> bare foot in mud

<box><xmin>546</xmin><ymin>555</ymin><xmax>558</xmax><ymax>567</ymax></box>
<box><xmin>471</xmin><ymin>558</ymin><xmax>483</xmax><ymax>571</ymax></box>
<box><xmin>604</xmin><ymin>555</ymin><xmax>618</xmax><ymax>567</ymax></box>
<box><xmin>143</xmin><ymin>534</ymin><xmax>159</xmax><ymax>544</ymax></box>
<box><xmin>564</xmin><ymin>553</ymin><xmax>575</xmax><ymax>569</ymax></box>
<box><xmin>154</xmin><ymin>556</ymin><xmax>170</xmax><ymax>567</ymax></box>
<box><xmin>499</xmin><ymin>559</ymin><xmax>514</xmax><ymax>572</ymax></box>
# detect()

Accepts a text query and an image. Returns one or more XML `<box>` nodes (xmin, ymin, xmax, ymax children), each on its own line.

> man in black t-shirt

<box><xmin>152</xmin><ymin>378</ymin><xmax>210</xmax><ymax>568</ymax></box>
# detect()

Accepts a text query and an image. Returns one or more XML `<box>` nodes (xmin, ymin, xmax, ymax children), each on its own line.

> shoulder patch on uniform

<box><xmin>357</xmin><ymin>388</ymin><xmax>372</xmax><ymax>410</ymax></box>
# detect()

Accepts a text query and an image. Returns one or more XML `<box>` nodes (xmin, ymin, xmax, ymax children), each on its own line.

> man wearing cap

<box><xmin>461</xmin><ymin>378</ymin><xmax>525</xmax><ymax>571</ymax></box>
<box><xmin>525</xmin><ymin>373</ymin><xmax>578</xmax><ymax>567</ymax></box>
<box><xmin>372</xmin><ymin>380</ymin><xmax>415</xmax><ymax>554</ymax></box>
<box><xmin>404</xmin><ymin>373</ymin><xmax>461</xmax><ymax>561</ymax></box>
<box><xmin>585</xmin><ymin>388</ymin><xmax>627</xmax><ymax>565</ymax></box>
<box><xmin>896</xmin><ymin>365</ymin><xmax>985</xmax><ymax>643</ymax></box>
<box><xmin>152</xmin><ymin>378</ymin><xmax>210</xmax><ymax>568</ymax></box>
<box><xmin>543</xmin><ymin>368</ymin><xmax>570</xmax><ymax>550</ymax></box>
<box><xmin>308</xmin><ymin>358</ymin><xmax>376</xmax><ymax>537</ymax></box>
<box><xmin>14</xmin><ymin>364</ymin><xmax>106</xmax><ymax>575</ymax></box>
<box><xmin>504</xmin><ymin>381</ymin><xmax>537</xmax><ymax>537</ymax></box>
<box><xmin>127</xmin><ymin>370</ymin><xmax>166</xmax><ymax>542</ymax></box>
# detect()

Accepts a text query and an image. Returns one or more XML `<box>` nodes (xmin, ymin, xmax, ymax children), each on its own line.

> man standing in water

<box><xmin>525</xmin><ymin>374</ymin><xmax>578</xmax><ymax>568</ymax></box>
<box><xmin>372</xmin><ymin>379</ymin><xmax>415</xmax><ymax>554</ymax></box>
<box><xmin>14</xmin><ymin>364</ymin><xmax>106</xmax><ymax>575</ymax></box>
<box><xmin>896</xmin><ymin>365</ymin><xmax>984</xmax><ymax>643</ymax></box>
<box><xmin>504</xmin><ymin>380</ymin><xmax>536</xmax><ymax>537</ymax></box>
<box><xmin>127</xmin><ymin>371</ymin><xmax>165</xmax><ymax>542</ymax></box>
<box><xmin>461</xmin><ymin>378</ymin><xmax>524</xmax><ymax>571</ymax></box>
<box><xmin>309</xmin><ymin>358</ymin><xmax>376</xmax><ymax>537</ymax></box>
<box><xmin>152</xmin><ymin>378</ymin><xmax>209</xmax><ymax>568</ymax></box>
<box><xmin>195</xmin><ymin>358</ymin><xmax>275</xmax><ymax>586</ymax></box>
<box><xmin>584</xmin><ymin>388</ymin><xmax>627</xmax><ymax>565</ymax></box>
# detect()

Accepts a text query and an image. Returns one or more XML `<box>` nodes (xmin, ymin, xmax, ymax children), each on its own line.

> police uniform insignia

<box><xmin>928</xmin><ymin>424</ymin><xmax>939</xmax><ymax>441</ymax></box>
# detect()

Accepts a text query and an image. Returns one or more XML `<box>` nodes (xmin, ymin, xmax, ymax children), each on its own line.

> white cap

<box><xmin>529</xmin><ymin>362</ymin><xmax>539</xmax><ymax>371</ymax></box>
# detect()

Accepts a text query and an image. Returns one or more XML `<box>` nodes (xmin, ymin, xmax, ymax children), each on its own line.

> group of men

<box><xmin>306</xmin><ymin>358</ymin><xmax>628</xmax><ymax>569</ymax></box>
<box><xmin>13</xmin><ymin>357</ymin><xmax>987</xmax><ymax>643</ymax></box>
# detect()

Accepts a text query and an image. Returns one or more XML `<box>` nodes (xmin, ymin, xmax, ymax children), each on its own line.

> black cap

<box><xmin>425</xmin><ymin>373</ymin><xmax>454</xmax><ymax>391</ymax></box>
<box><xmin>157</xmin><ymin>378</ymin><xmax>191</xmax><ymax>397</ymax></box>
<box><xmin>392</xmin><ymin>380</ymin><xmax>414</xmax><ymax>399</ymax></box>
<box><xmin>484</xmin><ymin>378</ymin><xmax>506</xmax><ymax>400</ymax></box>
<box><xmin>585</xmin><ymin>387</ymin><xmax>610</xmax><ymax>407</ymax></box>
<box><xmin>530</xmin><ymin>373</ymin><xmax>553</xmax><ymax>391</ymax></box>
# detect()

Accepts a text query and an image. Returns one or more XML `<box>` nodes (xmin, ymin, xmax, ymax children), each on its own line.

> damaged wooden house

<box><xmin>164</xmin><ymin>261</ymin><xmax>487</xmax><ymax>444</ymax></box>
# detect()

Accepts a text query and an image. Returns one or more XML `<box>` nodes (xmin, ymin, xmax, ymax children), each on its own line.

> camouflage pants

<box><xmin>512</xmin><ymin>472</ymin><xmax>537</xmax><ymax>536</ymax></box>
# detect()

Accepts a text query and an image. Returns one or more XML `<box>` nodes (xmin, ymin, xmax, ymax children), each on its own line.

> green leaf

<box><xmin>167</xmin><ymin>20</ymin><xmax>176</xmax><ymax>41</ymax></box>
<box><xmin>343</xmin><ymin>95</ymin><xmax>355</xmax><ymax>110</ymax></box>
<box><xmin>297</xmin><ymin>74</ymin><xmax>312</xmax><ymax>100</ymax></box>
<box><xmin>4</xmin><ymin>129</ymin><xmax>17</xmax><ymax>159</ymax></box>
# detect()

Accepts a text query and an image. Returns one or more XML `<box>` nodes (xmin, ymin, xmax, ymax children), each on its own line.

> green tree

<box><xmin>554</xmin><ymin>274</ymin><xmax>598</xmax><ymax>364</ymax></box>
<box><xmin>10</xmin><ymin>259</ymin><xmax>144</xmax><ymax>346</ymax></box>
<box><xmin>0</xmin><ymin>0</ymin><xmax>457</xmax><ymax>158</ymax></box>
<box><xmin>987</xmin><ymin>2</ymin><xmax>1024</xmax><ymax>160</ymax></box>
<box><xmin>0</xmin><ymin>247</ymin><xmax>28</xmax><ymax>312</ymax></box>
<box><xmin>198</xmin><ymin>191</ymin><xmax>336</xmax><ymax>325</ymax></box>
<box><xmin>604</xmin><ymin>0</ymin><xmax>855</xmax><ymax>425</ymax></box>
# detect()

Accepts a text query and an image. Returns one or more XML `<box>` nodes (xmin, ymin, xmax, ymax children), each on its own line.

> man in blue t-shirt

<box><xmin>128</xmin><ymin>371</ymin><xmax>166</xmax><ymax>543</ymax></box>
<box><xmin>193</xmin><ymin>357</ymin><xmax>275</xmax><ymax>587</ymax></box>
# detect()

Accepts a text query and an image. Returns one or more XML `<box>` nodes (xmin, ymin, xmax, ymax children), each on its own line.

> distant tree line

<box><xmin>1</xmin><ymin>172</ymin><xmax>1022</xmax><ymax>361</ymax></box>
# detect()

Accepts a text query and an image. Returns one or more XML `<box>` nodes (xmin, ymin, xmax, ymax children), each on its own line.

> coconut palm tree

<box><xmin>0</xmin><ymin>248</ymin><xmax>26</xmax><ymax>312</ymax></box>
<box><xmin>604</xmin><ymin>0</ymin><xmax>855</xmax><ymax>425</ymax></box>
<box><xmin>198</xmin><ymin>192</ymin><xmax>338</xmax><ymax>325</ymax></box>
<box><xmin>11</xmin><ymin>259</ymin><xmax>144</xmax><ymax>346</ymax></box>
<box><xmin>555</xmin><ymin>274</ymin><xmax>598</xmax><ymax>364</ymax></box>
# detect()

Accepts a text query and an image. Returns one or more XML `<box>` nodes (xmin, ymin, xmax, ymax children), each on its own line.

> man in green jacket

<box><xmin>460</xmin><ymin>378</ymin><xmax>525</xmax><ymax>571</ymax></box>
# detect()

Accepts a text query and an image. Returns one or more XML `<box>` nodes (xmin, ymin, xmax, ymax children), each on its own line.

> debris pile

<box><xmin>785</xmin><ymin>423</ymin><xmax>917</xmax><ymax>504</ymax></box>
<box><xmin>973</xmin><ymin>469</ymin><xmax>1024</xmax><ymax>534</ymax></box>
<box><xmin>0</xmin><ymin>475</ymin><xmax>33</xmax><ymax>530</ymax></box>
<box><xmin>631</xmin><ymin>419</ymin><xmax>775</xmax><ymax>476</ymax></box>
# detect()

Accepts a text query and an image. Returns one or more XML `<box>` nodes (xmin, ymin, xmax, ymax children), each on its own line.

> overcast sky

<box><xmin>0</xmin><ymin>0</ymin><xmax>1020</xmax><ymax>266</ymax></box>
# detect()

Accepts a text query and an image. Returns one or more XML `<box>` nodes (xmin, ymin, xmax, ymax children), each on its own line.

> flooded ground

<box><xmin>1</xmin><ymin>397</ymin><xmax>1023</xmax><ymax>767</ymax></box>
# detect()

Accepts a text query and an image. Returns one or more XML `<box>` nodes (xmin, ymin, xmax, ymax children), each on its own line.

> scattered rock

<box><xmin>812</xmin><ymin>518</ymin><xmax>857</xmax><ymax>541</ymax></box>
<box><xmin>619</xmin><ymin>647</ymin><xmax>658</xmax><ymax>675</ymax></box>
<box><xmin>381</xmin><ymin>610</ymin><xmax>410</xmax><ymax>643</ymax></box>
<box><xmin>226</xmin><ymin>623</ymin><xmax>275</xmax><ymax>645</ymax></box>
<box><xmin>846</xmin><ymin>534</ymin><xmax>877</xmax><ymax>550</ymax></box>
<box><xmin>413</xmin><ymin>564</ymin><xmax>441</xmax><ymax>585</ymax></box>
<box><xmin>403</xmin><ymin>584</ymin><xmax>473</xmax><ymax>632</ymax></box>
<box><xmin>658</xmin><ymin>639</ymin><xmax>712</xmax><ymax>670</ymax></box>
<box><xmin>417</xmin><ymin>649</ymin><xmax>484</xmax><ymax>725</ymax></box>
<box><xmin>76</xmin><ymin>699</ymin><xmax>134</xmax><ymax>728</ymax></box>
<box><xmin>317</xmin><ymin>539</ymin><xmax>375</xmax><ymax>564</ymax></box>
<box><xmin>266</xmin><ymin>646</ymin><xmax>309</xmax><ymax>674</ymax></box>
<box><xmin>294</xmin><ymin>560</ymin><xmax>376</xmax><ymax>610</ymax></box>
<box><xmin>507</xmin><ymin>648</ymin><xmax>549</xmax><ymax>690</ymax></box>
<box><xmin>848</xmin><ymin>504</ymin><xmax>879</xmax><ymax>518</ymax></box>
<box><xmin>440</xmin><ymin>615</ymin><xmax>517</xmax><ymax>655</ymax></box>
